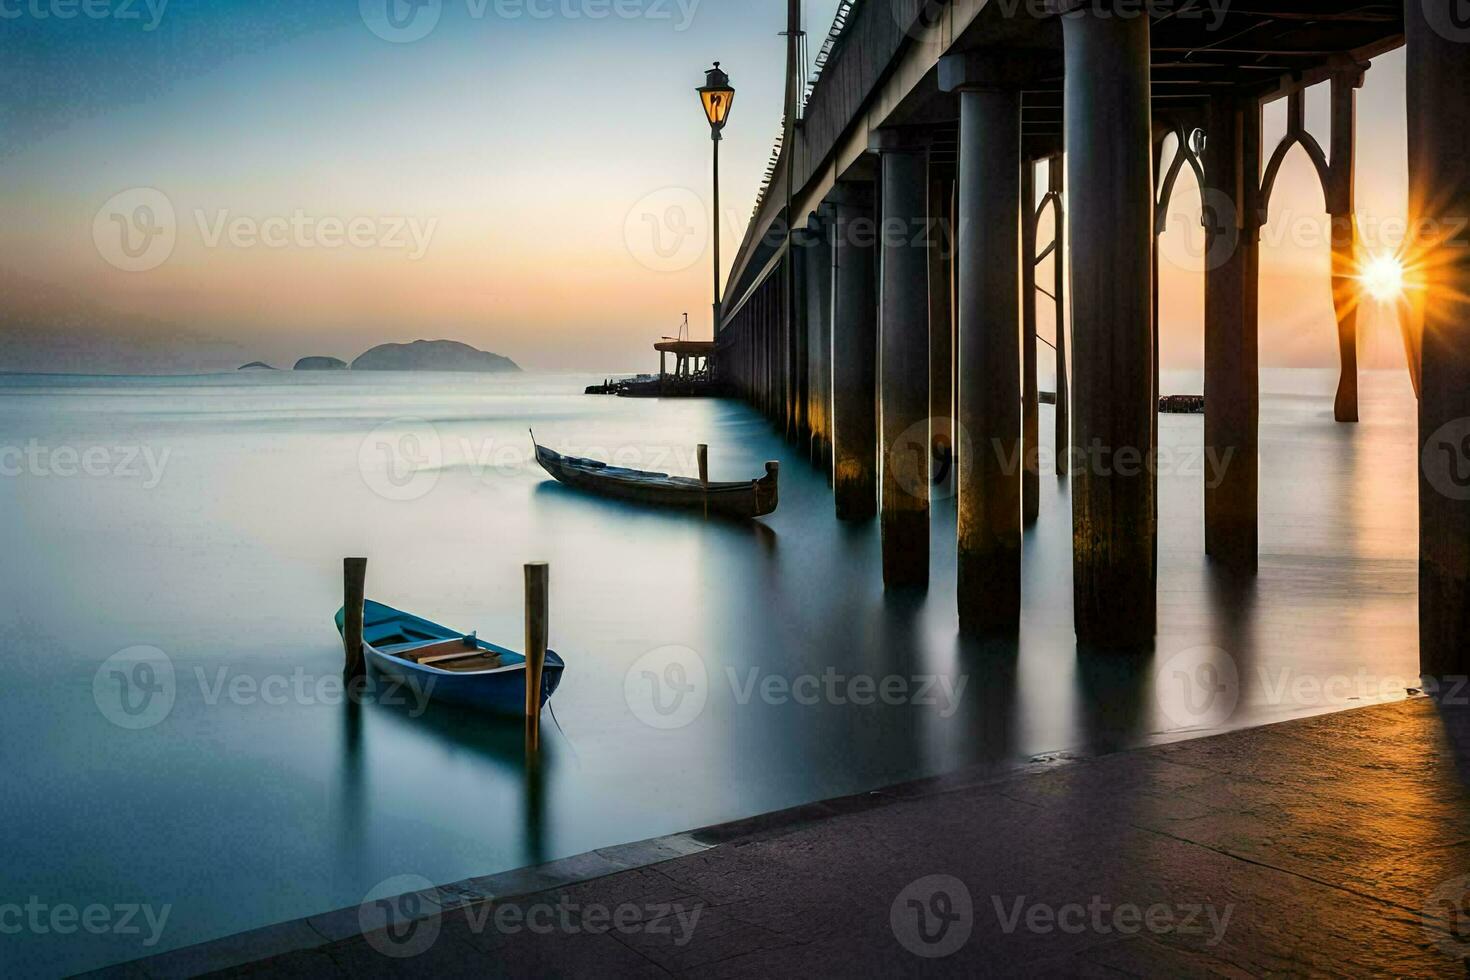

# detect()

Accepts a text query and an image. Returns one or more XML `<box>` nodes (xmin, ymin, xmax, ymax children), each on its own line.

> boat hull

<box><xmin>335</xmin><ymin>600</ymin><xmax>564</xmax><ymax>716</ymax></box>
<box><xmin>533</xmin><ymin>443</ymin><xmax>778</xmax><ymax>519</ymax></box>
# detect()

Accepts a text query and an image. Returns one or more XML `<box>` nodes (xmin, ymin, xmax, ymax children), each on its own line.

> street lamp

<box><xmin>698</xmin><ymin>62</ymin><xmax>734</xmax><ymax>334</ymax></box>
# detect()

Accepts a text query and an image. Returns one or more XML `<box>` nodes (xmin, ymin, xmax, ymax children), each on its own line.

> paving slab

<box><xmin>105</xmin><ymin>698</ymin><xmax>1470</xmax><ymax>978</ymax></box>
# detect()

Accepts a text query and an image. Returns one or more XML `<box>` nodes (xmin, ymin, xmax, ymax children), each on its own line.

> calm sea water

<box><xmin>0</xmin><ymin>368</ymin><xmax>1419</xmax><ymax>975</ymax></box>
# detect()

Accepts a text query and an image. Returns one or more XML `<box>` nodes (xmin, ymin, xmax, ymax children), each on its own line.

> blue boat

<box><xmin>334</xmin><ymin>600</ymin><xmax>565</xmax><ymax>716</ymax></box>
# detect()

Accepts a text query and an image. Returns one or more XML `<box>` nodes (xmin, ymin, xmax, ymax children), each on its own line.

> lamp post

<box><xmin>698</xmin><ymin>62</ymin><xmax>734</xmax><ymax>336</ymax></box>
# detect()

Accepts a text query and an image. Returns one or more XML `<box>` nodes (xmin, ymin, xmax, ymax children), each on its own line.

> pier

<box><xmin>713</xmin><ymin>1</ymin><xmax>1462</xmax><ymax>672</ymax></box>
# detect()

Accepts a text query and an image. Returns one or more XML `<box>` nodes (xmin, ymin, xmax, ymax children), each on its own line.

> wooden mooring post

<box><xmin>524</xmin><ymin>562</ymin><xmax>549</xmax><ymax>753</ymax></box>
<box><xmin>697</xmin><ymin>444</ymin><xmax>709</xmax><ymax>518</ymax></box>
<box><xmin>343</xmin><ymin>557</ymin><xmax>367</xmax><ymax>680</ymax></box>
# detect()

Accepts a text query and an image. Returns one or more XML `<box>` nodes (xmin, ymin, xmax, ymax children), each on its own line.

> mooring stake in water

<box><xmin>697</xmin><ymin>443</ymin><xmax>709</xmax><ymax>518</ymax></box>
<box><xmin>343</xmin><ymin>557</ymin><xmax>367</xmax><ymax>680</ymax></box>
<box><xmin>524</xmin><ymin>561</ymin><xmax>549</xmax><ymax>754</ymax></box>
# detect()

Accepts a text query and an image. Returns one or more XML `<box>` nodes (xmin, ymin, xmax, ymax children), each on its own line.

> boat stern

<box><xmin>754</xmin><ymin>460</ymin><xmax>780</xmax><ymax>516</ymax></box>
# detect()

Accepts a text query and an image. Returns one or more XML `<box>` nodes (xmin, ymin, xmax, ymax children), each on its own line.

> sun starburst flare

<box><xmin>1360</xmin><ymin>252</ymin><xmax>1406</xmax><ymax>303</ymax></box>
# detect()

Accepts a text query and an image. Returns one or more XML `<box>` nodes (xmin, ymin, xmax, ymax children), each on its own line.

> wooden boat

<box><xmin>532</xmin><ymin>435</ymin><xmax>779</xmax><ymax>520</ymax></box>
<box><xmin>334</xmin><ymin>600</ymin><xmax>564</xmax><ymax>715</ymax></box>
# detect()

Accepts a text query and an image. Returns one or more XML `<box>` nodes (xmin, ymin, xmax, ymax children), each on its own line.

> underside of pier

<box><xmin>716</xmin><ymin>1</ymin><xmax>1466</xmax><ymax>669</ymax></box>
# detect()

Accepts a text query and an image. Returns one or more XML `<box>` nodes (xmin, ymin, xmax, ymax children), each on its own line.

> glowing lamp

<box><xmin>698</xmin><ymin>62</ymin><xmax>735</xmax><ymax>139</ymax></box>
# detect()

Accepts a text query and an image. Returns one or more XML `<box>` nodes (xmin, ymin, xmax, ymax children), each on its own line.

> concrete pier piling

<box><xmin>1021</xmin><ymin>161</ymin><xmax>1040</xmax><ymax>526</ymax></box>
<box><xmin>830</xmin><ymin>183</ymin><xmax>879</xmax><ymax>522</ymax></box>
<box><xmin>873</xmin><ymin>131</ymin><xmax>932</xmax><ymax>588</ymax></box>
<box><xmin>791</xmin><ymin>234</ymin><xmax>810</xmax><ymax>447</ymax></box>
<box><xmin>929</xmin><ymin>165</ymin><xmax>956</xmax><ymax>501</ymax></box>
<box><xmin>1328</xmin><ymin>72</ymin><xmax>1362</xmax><ymax>425</ymax></box>
<box><xmin>1203</xmin><ymin>95</ymin><xmax>1261</xmax><ymax>573</ymax></box>
<box><xmin>1048</xmin><ymin>154</ymin><xmax>1069</xmax><ymax>478</ymax></box>
<box><xmin>947</xmin><ymin>64</ymin><xmax>1023</xmax><ymax>630</ymax></box>
<box><xmin>707</xmin><ymin>2</ymin><xmax>1415</xmax><ymax>652</ymax></box>
<box><xmin>802</xmin><ymin>215</ymin><xmax>834</xmax><ymax>476</ymax></box>
<box><xmin>1408</xmin><ymin>0</ymin><xmax>1470</xmax><ymax>679</ymax></box>
<box><xmin>1062</xmin><ymin>8</ymin><xmax>1156</xmax><ymax>645</ymax></box>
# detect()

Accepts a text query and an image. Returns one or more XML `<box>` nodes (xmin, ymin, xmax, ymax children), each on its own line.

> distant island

<box><xmin>351</xmin><ymin>340</ymin><xmax>520</xmax><ymax>373</ymax></box>
<box><xmin>231</xmin><ymin>341</ymin><xmax>521</xmax><ymax>375</ymax></box>
<box><xmin>294</xmin><ymin>356</ymin><xmax>347</xmax><ymax>371</ymax></box>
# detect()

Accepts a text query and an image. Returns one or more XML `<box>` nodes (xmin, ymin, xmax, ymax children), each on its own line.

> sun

<box><xmin>1360</xmin><ymin>253</ymin><xmax>1405</xmax><ymax>303</ymax></box>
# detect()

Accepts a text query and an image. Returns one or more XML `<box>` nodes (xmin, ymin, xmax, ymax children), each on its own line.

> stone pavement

<box><xmin>105</xmin><ymin>698</ymin><xmax>1470</xmax><ymax>978</ymax></box>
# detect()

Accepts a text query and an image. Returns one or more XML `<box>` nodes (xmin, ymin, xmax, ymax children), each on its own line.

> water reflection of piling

<box><xmin>334</xmin><ymin>699</ymin><xmax>366</xmax><ymax>891</ymax></box>
<box><xmin>523</xmin><ymin>749</ymin><xmax>547</xmax><ymax>868</ymax></box>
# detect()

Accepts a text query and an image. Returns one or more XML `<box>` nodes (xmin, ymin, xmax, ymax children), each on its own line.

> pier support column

<box><xmin>929</xmin><ymin>163</ymin><xmax>956</xmax><ymax>500</ymax></box>
<box><xmin>1062</xmin><ymin>7</ymin><xmax>1156</xmax><ymax>645</ymax></box>
<box><xmin>873</xmin><ymin>130</ymin><xmax>932</xmax><ymax>587</ymax></box>
<box><xmin>804</xmin><ymin>212</ymin><xmax>834</xmax><ymax>476</ymax></box>
<box><xmin>1021</xmin><ymin>160</ymin><xmax>1041</xmax><ymax>525</ymax></box>
<box><xmin>1203</xmin><ymin>95</ymin><xmax>1261</xmax><ymax>572</ymax></box>
<box><xmin>1328</xmin><ymin>71</ymin><xmax>1363</xmax><ymax>424</ymax></box>
<box><xmin>1049</xmin><ymin>154</ymin><xmax>1069</xmax><ymax>477</ymax></box>
<box><xmin>785</xmin><ymin>244</ymin><xmax>798</xmax><ymax>441</ymax></box>
<box><xmin>1408</xmin><ymin>1</ymin><xmax>1470</xmax><ymax>678</ymax></box>
<box><xmin>793</xmin><ymin>224</ymin><xmax>817</xmax><ymax>443</ymax></box>
<box><xmin>830</xmin><ymin>183</ymin><xmax>879</xmax><ymax>521</ymax></box>
<box><xmin>945</xmin><ymin>61</ymin><xmax>1022</xmax><ymax>630</ymax></box>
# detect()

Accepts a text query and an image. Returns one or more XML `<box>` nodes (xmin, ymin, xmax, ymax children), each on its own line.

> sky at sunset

<box><xmin>1</xmin><ymin>2</ymin><xmax>1413</xmax><ymax>377</ymax></box>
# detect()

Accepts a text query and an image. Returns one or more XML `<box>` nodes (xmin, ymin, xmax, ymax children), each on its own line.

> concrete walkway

<box><xmin>109</xmin><ymin>698</ymin><xmax>1470</xmax><ymax>977</ymax></box>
